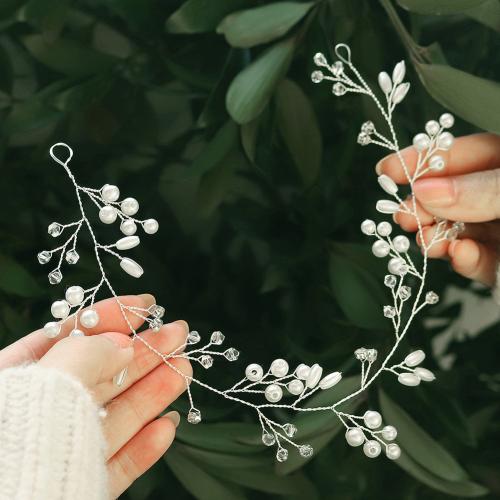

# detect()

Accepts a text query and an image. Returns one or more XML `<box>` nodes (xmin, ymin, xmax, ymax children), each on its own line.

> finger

<box><xmin>413</xmin><ymin>170</ymin><xmax>500</xmax><ymax>222</ymax></box>
<box><xmin>94</xmin><ymin>320</ymin><xmax>189</xmax><ymax>404</ymax></box>
<box><xmin>416</xmin><ymin>225</ymin><xmax>450</xmax><ymax>259</ymax></box>
<box><xmin>0</xmin><ymin>294</ymin><xmax>154</xmax><ymax>368</ymax></box>
<box><xmin>107</xmin><ymin>412</ymin><xmax>179</xmax><ymax>498</ymax></box>
<box><xmin>103</xmin><ymin>357</ymin><xmax>191</xmax><ymax>459</ymax></box>
<box><xmin>395</xmin><ymin>196</ymin><xmax>434</xmax><ymax>232</ymax></box>
<box><xmin>377</xmin><ymin>133</ymin><xmax>500</xmax><ymax>184</ymax></box>
<box><xmin>448</xmin><ymin>238</ymin><xmax>498</xmax><ymax>286</ymax></box>
<box><xmin>39</xmin><ymin>332</ymin><xmax>135</xmax><ymax>387</ymax></box>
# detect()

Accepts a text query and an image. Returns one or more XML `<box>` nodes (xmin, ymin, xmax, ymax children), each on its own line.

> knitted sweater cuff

<box><xmin>0</xmin><ymin>363</ymin><xmax>108</xmax><ymax>500</ymax></box>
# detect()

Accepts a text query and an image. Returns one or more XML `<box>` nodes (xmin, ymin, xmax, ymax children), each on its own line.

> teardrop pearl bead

<box><xmin>377</xmin><ymin>175</ymin><xmax>398</xmax><ymax>195</ymax></box>
<box><xmin>120</xmin><ymin>258</ymin><xmax>144</xmax><ymax>278</ymax></box>
<box><xmin>306</xmin><ymin>364</ymin><xmax>323</xmax><ymax>388</ymax></box>
<box><xmin>116</xmin><ymin>236</ymin><xmax>140</xmax><ymax>250</ymax></box>
<box><xmin>398</xmin><ymin>372</ymin><xmax>421</xmax><ymax>386</ymax></box>
<box><xmin>404</xmin><ymin>350</ymin><xmax>425</xmax><ymax>367</ymax></box>
<box><xmin>319</xmin><ymin>372</ymin><xmax>342</xmax><ymax>390</ymax></box>
<box><xmin>376</xmin><ymin>200</ymin><xmax>399</xmax><ymax>214</ymax></box>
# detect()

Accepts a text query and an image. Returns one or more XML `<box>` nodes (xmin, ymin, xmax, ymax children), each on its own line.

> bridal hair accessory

<box><xmin>37</xmin><ymin>43</ymin><xmax>462</xmax><ymax>464</ymax></box>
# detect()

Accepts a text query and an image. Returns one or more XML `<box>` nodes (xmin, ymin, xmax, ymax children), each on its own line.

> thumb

<box><xmin>413</xmin><ymin>169</ymin><xmax>500</xmax><ymax>223</ymax></box>
<box><xmin>39</xmin><ymin>332</ymin><xmax>134</xmax><ymax>387</ymax></box>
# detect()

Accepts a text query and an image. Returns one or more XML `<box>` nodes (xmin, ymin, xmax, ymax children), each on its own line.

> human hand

<box><xmin>377</xmin><ymin>133</ymin><xmax>500</xmax><ymax>286</ymax></box>
<box><xmin>0</xmin><ymin>294</ymin><xmax>191</xmax><ymax>498</ymax></box>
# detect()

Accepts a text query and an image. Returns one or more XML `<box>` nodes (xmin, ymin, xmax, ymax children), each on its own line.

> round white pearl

<box><xmin>388</xmin><ymin>257</ymin><xmax>404</xmax><ymax>274</ymax></box>
<box><xmin>43</xmin><ymin>321</ymin><xmax>61</xmax><ymax>338</ymax></box>
<box><xmin>345</xmin><ymin>427</ymin><xmax>365</xmax><ymax>447</ymax></box>
<box><xmin>364</xmin><ymin>410</ymin><xmax>382</xmax><ymax>429</ymax></box>
<box><xmin>51</xmin><ymin>300</ymin><xmax>70</xmax><ymax>319</ymax></box>
<box><xmin>361</xmin><ymin>219</ymin><xmax>376</xmax><ymax>235</ymax></box>
<box><xmin>386</xmin><ymin>443</ymin><xmax>401</xmax><ymax>460</ymax></box>
<box><xmin>287</xmin><ymin>379</ymin><xmax>305</xmax><ymax>395</ymax></box>
<box><xmin>306</xmin><ymin>364</ymin><xmax>323</xmax><ymax>388</ymax></box>
<box><xmin>99</xmin><ymin>205</ymin><xmax>118</xmax><ymax>224</ymax></box>
<box><xmin>377</xmin><ymin>221</ymin><xmax>392</xmax><ymax>237</ymax></box>
<box><xmin>143</xmin><ymin>219</ymin><xmax>159</xmax><ymax>234</ymax></box>
<box><xmin>295</xmin><ymin>364</ymin><xmax>311</xmax><ymax>380</ymax></box>
<box><xmin>363</xmin><ymin>440</ymin><xmax>381</xmax><ymax>458</ymax></box>
<box><xmin>393</xmin><ymin>235</ymin><xmax>410</xmax><ymax>253</ymax></box>
<box><xmin>270</xmin><ymin>359</ymin><xmax>289</xmax><ymax>378</ymax></box>
<box><xmin>404</xmin><ymin>349</ymin><xmax>425</xmax><ymax>367</ymax></box>
<box><xmin>414</xmin><ymin>367</ymin><xmax>435</xmax><ymax>382</ymax></box>
<box><xmin>80</xmin><ymin>309</ymin><xmax>100</xmax><ymax>329</ymax></box>
<box><xmin>381</xmin><ymin>425</ymin><xmax>398</xmax><ymax>441</ymax></box>
<box><xmin>438</xmin><ymin>131</ymin><xmax>454</xmax><ymax>150</ymax></box>
<box><xmin>429</xmin><ymin>155</ymin><xmax>445</xmax><ymax>171</ymax></box>
<box><xmin>69</xmin><ymin>329</ymin><xmax>85</xmax><ymax>337</ymax></box>
<box><xmin>265</xmin><ymin>384</ymin><xmax>283</xmax><ymax>403</ymax></box>
<box><xmin>372</xmin><ymin>240</ymin><xmax>390</xmax><ymax>258</ymax></box>
<box><xmin>101</xmin><ymin>184</ymin><xmax>120</xmax><ymax>202</ymax></box>
<box><xmin>439</xmin><ymin>113</ymin><xmax>454</xmax><ymax>129</ymax></box>
<box><xmin>120</xmin><ymin>219</ymin><xmax>137</xmax><ymax>235</ymax></box>
<box><xmin>121</xmin><ymin>197</ymin><xmax>139</xmax><ymax>216</ymax></box>
<box><xmin>245</xmin><ymin>363</ymin><xmax>264</xmax><ymax>382</ymax></box>
<box><xmin>425</xmin><ymin>120</ymin><xmax>440</xmax><ymax>136</ymax></box>
<box><xmin>398</xmin><ymin>372</ymin><xmax>421</xmax><ymax>386</ymax></box>
<box><xmin>65</xmin><ymin>285</ymin><xmax>85</xmax><ymax>306</ymax></box>
<box><xmin>412</xmin><ymin>133</ymin><xmax>430</xmax><ymax>152</ymax></box>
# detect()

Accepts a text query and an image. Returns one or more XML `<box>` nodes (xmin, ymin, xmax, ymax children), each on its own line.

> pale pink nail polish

<box><xmin>414</xmin><ymin>178</ymin><xmax>455</xmax><ymax>207</ymax></box>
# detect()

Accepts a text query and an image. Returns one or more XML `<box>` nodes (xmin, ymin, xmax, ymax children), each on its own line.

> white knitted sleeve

<box><xmin>0</xmin><ymin>364</ymin><xmax>108</xmax><ymax>500</ymax></box>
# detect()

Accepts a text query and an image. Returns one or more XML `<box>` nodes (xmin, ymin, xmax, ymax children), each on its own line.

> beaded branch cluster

<box><xmin>37</xmin><ymin>44</ymin><xmax>462</xmax><ymax>464</ymax></box>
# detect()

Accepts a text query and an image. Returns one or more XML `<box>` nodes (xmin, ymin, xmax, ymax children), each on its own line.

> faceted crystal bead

<box><xmin>361</xmin><ymin>121</ymin><xmax>375</xmax><ymax>134</ymax></box>
<box><xmin>398</xmin><ymin>286</ymin><xmax>411</xmax><ymax>301</ymax></box>
<box><xmin>332</xmin><ymin>60</ymin><xmax>344</xmax><ymax>76</ymax></box>
<box><xmin>357</xmin><ymin>132</ymin><xmax>371</xmax><ymax>146</ymax></box>
<box><xmin>383</xmin><ymin>306</ymin><xmax>396</xmax><ymax>318</ymax></box>
<box><xmin>299</xmin><ymin>444</ymin><xmax>314</xmax><ymax>458</ymax></box>
<box><xmin>37</xmin><ymin>251</ymin><xmax>51</xmax><ymax>264</ymax></box>
<box><xmin>262</xmin><ymin>432</ymin><xmax>276</xmax><ymax>446</ymax></box>
<box><xmin>149</xmin><ymin>304</ymin><xmax>165</xmax><ymax>318</ymax></box>
<box><xmin>366</xmin><ymin>349</ymin><xmax>378</xmax><ymax>362</ymax></box>
<box><xmin>150</xmin><ymin>318</ymin><xmax>163</xmax><ymax>332</ymax></box>
<box><xmin>311</xmin><ymin>70</ymin><xmax>323</xmax><ymax>83</ymax></box>
<box><xmin>355</xmin><ymin>347</ymin><xmax>367</xmax><ymax>361</ymax></box>
<box><xmin>224</xmin><ymin>348</ymin><xmax>239</xmax><ymax>361</ymax></box>
<box><xmin>187</xmin><ymin>331</ymin><xmax>201</xmax><ymax>344</ymax></box>
<box><xmin>48</xmin><ymin>269</ymin><xmax>62</xmax><ymax>285</ymax></box>
<box><xmin>283</xmin><ymin>423</ymin><xmax>297</xmax><ymax>438</ymax></box>
<box><xmin>65</xmin><ymin>249</ymin><xmax>79</xmax><ymax>264</ymax></box>
<box><xmin>187</xmin><ymin>408</ymin><xmax>202</xmax><ymax>424</ymax></box>
<box><xmin>384</xmin><ymin>275</ymin><xmax>397</xmax><ymax>288</ymax></box>
<box><xmin>210</xmin><ymin>331</ymin><xmax>225</xmax><ymax>345</ymax></box>
<box><xmin>276</xmin><ymin>448</ymin><xmax>288</xmax><ymax>463</ymax></box>
<box><xmin>332</xmin><ymin>82</ymin><xmax>346</xmax><ymax>96</ymax></box>
<box><xmin>200</xmin><ymin>355</ymin><xmax>213</xmax><ymax>369</ymax></box>
<box><xmin>48</xmin><ymin>222</ymin><xmax>63</xmax><ymax>237</ymax></box>
<box><xmin>425</xmin><ymin>291</ymin><xmax>439</xmax><ymax>304</ymax></box>
<box><xmin>313</xmin><ymin>52</ymin><xmax>327</xmax><ymax>66</ymax></box>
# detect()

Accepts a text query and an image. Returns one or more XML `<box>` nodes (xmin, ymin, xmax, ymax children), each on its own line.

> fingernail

<box><xmin>113</xmin><ymin>367</ymin><xmax>128</xmax><ymax>387</ymax></box>
<box><xmin>173</xmin><ymin>320</ymin><xmax>189</xmax><ymax>333</ymax></box>
<box><xmin>139</xmin><ymin>293</ymin><xmax>156</xmax><ymax>308</ymax></box>
<box><xmin>164</xmin><ymin>410</ymin><xmax>180</xmax><ymax>428</ymax></box>
<box><xmin>414</xmin><ymin>178</ymin><xmax>455</xmax><ymax>207</ymax></box>
<box><xmin>101</xmin><ymin>332</ymin><xmax>134</xmax><ymax>349</ymax></box>
<box><xmin>375</xmin><ymin>160</ymin><xmax>383</xmax><ymax>175</ymax></box>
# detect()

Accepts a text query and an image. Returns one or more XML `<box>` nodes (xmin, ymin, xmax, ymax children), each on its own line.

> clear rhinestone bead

<box><xmin>150</xmin><ymin>318</ymin><xmax>163</xmax><ymax>332</ymax></box>
<box><xmin>357</xmin><ymin>132</ymin><xmax>371</xmax><ymax>146</ymax></box>
<box><xmin>149</xmin><ymin>304</ymin><xmax>165</xmax><ymax>318</ymax></box>
<box><xmin>283</xmin><ymin>423</ymin><xmax>297</xmax><ymax>438</ymax></box>
<box><xmin>48</xmin><ymin>222</ymin><xmax>63</xmax><ymax>237</ymax></box>
<box><xmin>425</xmin><ymin>291</ymin><xmax>439</xmax><ymax>304</ymax></box>
<box><xmin>366</xmin><ymin>349</ymin><xmax>378</xmax><ymax>362</ymax></box>
<box><xmin>399</xmin><ymin>286</ymin><xmax>411</xmax><ymax>300</ymax></box>
<box><xmin>37</xmin><ymin>251</ymin><xmax>51</xmax><ymax>264</ymax></box>
<box><xmin>262</xmin><ymin>432</ymin><xmax>276</xmax><ymax>446</ymax></box>
<box><xmin>200</xmin><ymin>355</ymin><xmax>213</xmax><ymax>369</ymax></box>
<box><xmin>313</xmin><ymin>52</ymin><xmax>327</xmax><ymax>66</ymax></box>
<box><xmin>332</xmin><ymin>60</ymin><xmax>344</xmax><ymax>76</ymax></box>
<box><xmin>48</xmin><ymin>269</ymin><xmax>62</xmax><ymax>285</ymax></box>
<box><xmin>361</xmin><ymin>121</ymin><xmax>375</xmax><ymax>134</ymax></box>
<box><xmin>187</xmin><ymin>331</ymin><xmax>201</xmax><ymax>344</ymax></box>
<box><xmin>299</xmin><ymin>444</ymin><xmax>314</xmax><ymax>458</ymax></box>
<box><xmin>65</xmin><ymin>249</ymin><xmax>79</xmax><ymax>264</ymax></box>
<box><xmin>383</xmin><ymin>306</ymin><xmax>396</xmax><ymax>318</ymax></box>
<box><xmin>384</xmin><ymin>275</ymin><xmax>397</xmax><ymax>288</ymax></box>
<box><xmin>187</xmin><ymin>408</ymin><xmax>201</xmax><ymax>424</ymax></box>
<box><xmin>224</xmin><ymin>348</ymin><xmax>239</xmax><ymax>361</ymax></box>
<box><xmin>355</xmin><ymin>347</ymin><xmax>367</xmax><ymax>361</ymax></box>
<box><xmin>332</xmin><ymin>82</ymin><xmax>346</xmax><ymax>96</ymax></box>
<box><xmin>311</xmin><ymin>70</ymin><xmax>324</xmax><ymax>83</ymax></box>
<box><xmin>276</xmin><ymin>448</ymin><xmax>289</xmax><ymax>463</ymax></box>
<box><xmin>210</xmin><ymin>331</ymin><xmax>225</xmax><ymax>345</ymax></box>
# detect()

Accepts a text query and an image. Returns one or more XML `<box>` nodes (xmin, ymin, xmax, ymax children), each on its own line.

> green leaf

<box><xmin>226</xmin><ymin>37</ymin><xmax>295</xmax><ymax>124</ymax></box>
<box><xmin>216</xmin><ymin>2</ymin><xmax>313</xmax><ymax>48</ymax></box>
<box><xmin>416</xmin><ymin>62</ymin><xmax>500</xmax><ymax>133</ymax></box>
<box><xmin>379</xmin><ymin>390</ymin><xmax>469</xmax><ymax>483</ymax></box>
<box><xmin>275</xmin><ymin>79</ymin><xmax>322</xmax><ymax>186</ymax></box>
<box><xmin>23</xmin><ymin>0</ymin><xmax>71</xmax><ymax>38</ymax></box>
<box><xmin>397</xmin><ymin>0</ymin><xmax>490</xmax><ymax>14</ymax></box>
<box><xmin>465</xmin><ymin>0</ymin><xmax>500</xmax><ymax>32</ymax></box>
<box><xmin>0</xmin><ymin>254</ymin><xmax>43</xmax><ymax>297</ymax></box>
<box><xmin>166</xmin><ymin>0</ymin><xmax>249</xmax><ymax>34</ymax></box>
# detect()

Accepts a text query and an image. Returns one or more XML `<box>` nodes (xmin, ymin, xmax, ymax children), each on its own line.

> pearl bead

<box><xmin>80</xmin><ymin>309</ymin><xmax>99</xmax><ymax>328</ymax></box>
<box><xmin>393</xmin><ymin>235</ymin><xmax>410</xmax><ymax>253</ymax></box>
<box><xmin>378</xmin><ymin>71</ymin><xmax>392</xmax><ymax>94</ymax></box>
<box><xmin>392</xmin><ymin>82</ymin><xmax>409</xmax><ymax>104</ymax></box>
<box><xmin>404</xmin><ymin>349</ymin><xmax>425</xmax><ymax>367</ymax></box>
<box><xmin>69</xmin><ymin>329</ymin><xmax>85</xmax><ymax>337</ymax></box>
<box><xmin>345</xmin><ymin>427</ymin><xmax>365</xmax><ymax>447</ymax></box>
<box><xmin>386</xmin><ymin>443</ymin><xmax>401</xmax><ymax>460</ymax></box>
<box><xmin>376</xmin><ymin>200</ymin><xmax>400</xmax><ymax>214</ymax></box>
<box><xmin>413</xmin><ymin>133</ymin><xmax>431</xmax><ymax>152</ymax></box>
<box><xmin>120</xmin><ymin>219</ymin><xmax>137</xmax><ymax>235</ymax></box>
<box><xmin>265</xmin><ymin>384</ymin><xmax>283</xmax><ymax>403</ymax></box>
<box><xmin>287</xmin><ymin>379</ymin><xmax>304</xmax><ymax>395</ymax></box>
<box><xmin>398</xmin><ymin>372</ymin><xmax>421</xmax><ymax>386</ymax></box>
<box><xmin>295</xmin><ymin>364</ymin><xmax>311</xmax><ymax>380</ymax></box>
<box><xmin>121</xmin><ymin>197</ymin><xmax>139</xmax><ymax>216</ymax></box>
<box><xmin>306</xmin><ymin>364</ymin><xmax>323</xmax><ymax>388</ymax></box>
<box><xmin>381</xmin><ymin>425</ymin><xmax>398</xmax><ymax>441</ymax></box>
<box><xmin>65</xmin><ymin>285</ymin><xmax>84</xmax><ymax>306</ymax></box>
<box><xmin>437</xmin><ymin>131</ymin><xmax>454</xmax><ymax>150</ymax></box>
<box><xmin>439</xmin><ymin>113</ymin><xmax>454</xmax><ymax>129</ymax></box>
<box><xmin>361</xmin><ymin>219</ymin><xmax>376</xmax><ymax>235</ymax></box>
<box><xmin>116</xmin><ymin>236</ymin><xmax>140</xmax><ymax>250</ymax></box>
<box><xmin>143</xmin><ymin>218</ymin><xmax>159</xmax><ymax>234</ymax></box>
<box><xmin>245</xmin><ymin>363</ymin><xmax>264</xmax><ymax>382</ymax></box>
<box><xmin>364</xmin><ymin>410</ymin><xmax>382</xmax><ymax>429</ymax></box>
<box><xmin>372</xmin><ymin>240</ymin><xmax>390</xmax><ymax>258</ymax></box>
<box><xmin>429</xmin><ymin>155</ymin><xmax>445</xmax><ymax>171</ymax></box>
<box><xmin>363</xmin><ymin>440</ymin><xmax>381</xmax><ymax>458</ymax></box>
<box><xmin>392</xmin><ymin>60</ymin><xmax>405</xmax><ymax>85</ymax></box>
<box><xmin>99</xmin><ymin>205</ymin><xmax>118</xmax><ymax>224</ymax></box>
<box><xmin>319</xmin><ymin>371</ymin><xmax>342</xmax><ymax>390</ymax></box>
<box><xmin>414</xmin><ymin>367</ymin><xmax>435</xmax><ymax>382</ymax></box>
<box><xmin>43</xmin><ymin>321</ymin><xmax>61</xmax><ymax>338</ymax></box>
<box><xmin>377</xmin><ymin>174</ymin><xmax>398</xmax><ymax>195</ymax></box>
<box><xmin>270</xmin><ymin>359</ymin><xmax>289</xmax><ymax>378</ymax></box>
<box><xmin>120</xmin><ymin>257</ymin><xmax>144</xmax><ymax>278</ymax></box>
<box><xmin>425</xmin><ymin>120</ymin><xmax>440</xmax><ymax>136</ymax></box>
<box><xmin>388</xmin><ymin>257</ymin><xmax>407</xmax><ymax>275</ymax></box>
<box><xmin>51</xmin><ymin>300</ymin><xmax>70</xmax><ymax>319</ymax></box>
<box><xmin>101</xmin><ymin>184</ymin><xmax>120</xmax><ymax>202</ymax></box>
<box><xmin>377</xmin><ymin>221</ymin><xmax>392</xmax><ymax>237</ymax></box>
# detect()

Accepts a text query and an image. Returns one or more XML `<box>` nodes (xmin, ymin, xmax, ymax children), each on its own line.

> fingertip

<box><xmin>138</xmin><ymin>293</ymin><xmax>156</xmax><ymax>308</ymax></box>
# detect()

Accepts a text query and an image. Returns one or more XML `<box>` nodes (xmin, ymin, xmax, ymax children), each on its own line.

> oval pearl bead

<box><xmin>386</xmin><ymin>443</ymin><xmax>401</xmax><ymax>460</ymax></box>
<box><xmin>364</xmin><ymin>410</ymin><xmax>382</xmax><ymax>429</ymax></box>
<box><xmin>381</xmin><ymin>425</ymin><xmax>397</xmax><ymax>441</ymax></box>
<box><xmin>120</xmin><ymin>219</ymin><xmax>137</xmax><ymax>235</ymax></box>
<box><xmin>439</xmin><ymin>113</ymin><xmax>454</xmax><ymax>129</ymax></box>
<box><xmin>361</xmin><ymin>219</ymin><xmax>376</xmax><ymax>235</ymax></box>
<box><xmin>69</xmin><ymin>329</ymin><xmax>85</xmax><ymax>337</ymax></box>
<box><xmin>429</xmin><ymin>155</ymin><xmax>445</xmax><ymax>171</ymax></box>
<box><xmin>376</xmin><ymin>200</ymin><xmax>399</xmax><ymax>214</ymax></box>
<box><xmin>270</xmin><ymin>359</ymin><xmax>289</xmax><ymax>378</ymax></box>
<box><xmin>245</xmin><ymin>363</ymin><xmax>264</xmax><ymax>382</ymax></box>
<box><xmin>287</xmin><ymin>379</ymin><xmax>305</xmax><ymax>395</ymax></box>
<box><xmin>101</xmin><ymin>184</ymin><xmax>120</xmax><ymax>202</ymax></box>
<box><xmin>378</xmin><ymin>71</ymin><xmax>392</xmax><ymax>94</ymax></box>
<box><xmin>438</xmin><ymin>132</ymin><xmax>454</xmax><ymax>150</ymax></box>
<box><xmin>143</xmin><ymin>218</ymin><xmax>159</xmax><ymax>235</ymax></box>
<box><xmin>295</xmin><ymin>363</ymin><xmax>310</xmax><ymax>380</ymax></box>
<box><xmin>398</xmin><ymin>372</ymin><xmax>421</xmax><ymax>386</ymax></box>
<box><xmin>377</xmin><ymin>174</ymin><xmax>398</xmax><ymax>195</ymax></box>
<box><xmin>392</xmin><ymin>60</ymin><xmax>405</xmax><ymax>85</ymax></box>
<box><xmin>377</xmin><ymin>221</ymin><xmax>392</xmax><ymax>237</ymax></box>
<box><xmin>425</xmin><ymin>120</ymin><xmax>440</xmax><ymax>136</ymax></box>
<box><xmin>265</xmin><ymin>384</ymin><xmax>283</xmax><ymax>403</ymax></box>
<box><xmin>414</xmin><ymin>367</ymin><xmax>435</xmax><ymax>382</ymax></box>
<box><xmin>345</xmin><ymin>427</ymin><xmax>365</xmax><ymax>447</ymax></box>
<box><xmin>412</xmin><ymin>133</ymin><xmax>430</xmax><ymax>152</ymax></box>
<box><xmin>404</xmin><ymin>349</ymin><xmax>425</xmax><ymax>367</ymax></box>
<box><xmin>363</xmin><ymin>440</ymin><xmax>381</xmax><ymax>458</ymax></box>
<box><xmin>372</xmin><ymin>240</ymin><xmax>390</xmax><ymax>258</ymax></box>
<box><xmin>65</xmin><ymin>285</ymin><xmax>85</xmax><ymax>306</ymax></box>
<box><xmin>80</xmin><ymin>309</ymin><xmax>99</xmax><ymax>328</ymax></box>
<box><xmin>392</xmin><ymin>82</ymin><xmax>409</xmax><ymax>104</ymax></box>
<box><xmin>51</xmin><ymin>300</ymin><xmax>70</xmax><ymax>319</ymax></box>
<box><xmin>99</xmin><ymin>205</ymin><xmax>118</xmax><ymax>224</ymax></box>
<box><xmin>43</xmin><ymin>321</ymin><xmax>61</xmax><ymax>338</ymax></box>
<box><xmin>120</xmin><ymin>258</ymin><xmax>144</xmax><ymax>278</ymax></box>
<box><xmin>116</xmin><ymin>236</ymin><xmax>140</xmax><ymax>250</ymax></box>
<box><xmin>393</xmin><ymin>235</ymin><xmax>410</xmax><ymax>253</ymax></box>
<box><xmin>306</xmin><ymin>364</ymin><xmax>323</xmax><ymax>388</ymax></box>
<box><xmin>319</xmin><ymin>371</ymin><xmax>342</xmax><ymax>390</ymax></box>
<box><xmin>121</xmin><ymin>197</ymin><xmax>139</xmax><ymax>216</ymax></box>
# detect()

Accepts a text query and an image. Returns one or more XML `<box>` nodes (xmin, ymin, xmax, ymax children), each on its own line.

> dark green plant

<box><xmin>0</xmin><ymin>0</ymin><xmax>499</xmax><ymax>498</ymax></box>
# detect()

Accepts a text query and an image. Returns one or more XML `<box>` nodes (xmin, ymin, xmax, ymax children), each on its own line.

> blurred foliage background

<box><xmin>0</xmin><ymin>0</ymin><xmax>499</xmax><ymax>498</ymax></box>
